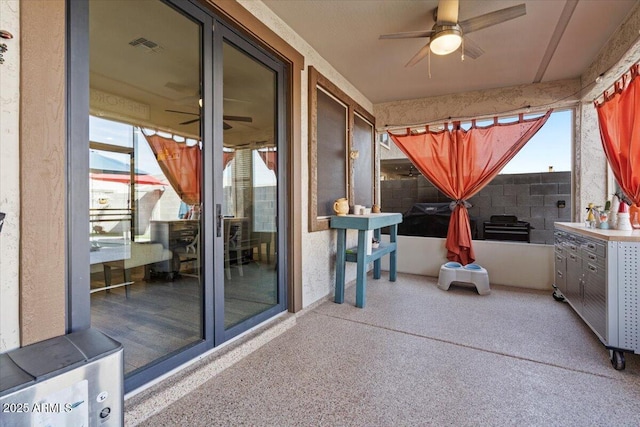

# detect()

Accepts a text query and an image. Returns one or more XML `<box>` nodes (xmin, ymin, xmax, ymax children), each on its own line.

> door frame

<box><xmin>213</xmin><ymin>23</ymin><xmax>288</xmax><ymax>345</ymax></box>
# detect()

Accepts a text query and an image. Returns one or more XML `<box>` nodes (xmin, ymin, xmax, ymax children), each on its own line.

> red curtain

<box><xmin>223</xmin><ymin>151</ymin><xmax>235</xmax><ymax>170</ymax></box>
<box><xmin>143</xmin><ymin>132</ymin><xmax>201</xmax><ymax>205</ymax></box>
<box><xmin>258</xmin><ymin>149</ymin><xmax>277</xmax><ymax>175</ymax></box>
<box><xmin>595</xmin><ymin>64</ymin><xmax>640</xmax><ymax>207</ymax></box>
<box><xmin>389</xmin><ymin>111</ymin><xmax>552</xmax><ymax>264</ymax></box>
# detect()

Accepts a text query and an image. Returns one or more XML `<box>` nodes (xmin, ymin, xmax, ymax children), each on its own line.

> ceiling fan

<box><xmin>165</xmin><ymin>109</ymin><xmax>253</xmax><ymax>130</ymax></box>
<box><xmin>379</xmin><ymin>0</ymin><xmax>526</xmax><ymax>67</ymax></box>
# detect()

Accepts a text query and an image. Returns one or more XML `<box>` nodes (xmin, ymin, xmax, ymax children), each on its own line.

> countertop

<box><xmin>555</xmin><ymin>222</ymin><xmax>640</xmax><ymax>242</ymax></box>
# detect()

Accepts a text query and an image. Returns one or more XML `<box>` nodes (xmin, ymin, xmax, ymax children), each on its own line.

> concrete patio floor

<box><xmin>126</xmin><ymin>273</ymin><xmax>640</xmax><ymax>426</ymax></box>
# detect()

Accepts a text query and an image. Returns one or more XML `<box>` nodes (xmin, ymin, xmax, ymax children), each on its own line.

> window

<box><xmin>308</xmin><ymin>66</ymin><xmax>376</xmax><ymax>231</ymax></box>
<box><xmin>380</xmin><ymin>109</ymin><xmax>573</xmax><ymax>244</ymax></box>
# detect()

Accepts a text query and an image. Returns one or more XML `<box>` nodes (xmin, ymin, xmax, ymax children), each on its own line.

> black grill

<box><xmin>483</xmin><ymin>215</ymin><xmax>531</xmax><ymax>242</ymax></box>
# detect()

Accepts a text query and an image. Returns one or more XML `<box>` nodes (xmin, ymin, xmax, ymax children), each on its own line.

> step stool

<box><xmin>437</xmin><ymin>262</ymin><xmax>491</xmax><ymax>295</ymax></box>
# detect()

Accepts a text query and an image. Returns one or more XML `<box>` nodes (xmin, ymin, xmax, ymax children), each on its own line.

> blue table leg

<box><xmin>372</xmin><ymin>228</ymin><xmax>381</xmax><ymax>279</ymax></box>
<box><xmin>390</xmin><ymin>224</ymin><xmax>397</xmax><ymax>282</ymax></box>
<box><xmin>355</xmin><ymin>230</ymin><xmax>368</xmax><ymax>308</ymax></box>
<box><xmin>335</xmin><ymin>228</ymin><xmax>346</xmax><ymax>304</ymax></box>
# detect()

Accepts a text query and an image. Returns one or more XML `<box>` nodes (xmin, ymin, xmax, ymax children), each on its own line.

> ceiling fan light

<box><xmin>430</xmin><ymin>27</ymin><xmax>462</xmax><ymax>55</ymax></box>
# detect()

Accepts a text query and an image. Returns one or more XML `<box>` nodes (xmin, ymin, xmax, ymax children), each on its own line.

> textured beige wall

<box><xmin>19</xmin><ymin>0</ymin><xmax>67</xmax><ymax>345</ymax></box>
<box><xmin>380</xmin><ymin>235</ymin><xmax>554</xmax><ymax>291</ymax></box>
<box><xmin>0</xmin><ymin>0</ymin><xmax>20</xmax><ymax>352</ymax></box>
<box><xmin>374</xmin><ymin>79</ymin><xmax>580</xmax><ymax>132</ymax></box>
<box><xmin>576</xmin><ymin>3</ymin><xmax>640</xmax><ymax>220</ymax></box>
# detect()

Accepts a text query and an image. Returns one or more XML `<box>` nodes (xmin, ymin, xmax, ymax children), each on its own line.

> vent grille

<box><xmin>128</xmin><ymin>37</ymin><xmax>163</xmax><ymax>53</ymax></box>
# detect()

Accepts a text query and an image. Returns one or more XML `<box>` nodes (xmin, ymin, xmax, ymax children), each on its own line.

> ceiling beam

<box><xmin>533</xmin><ymin>0</ymin><xmax>578</xmax><ymax>83</ymax></box>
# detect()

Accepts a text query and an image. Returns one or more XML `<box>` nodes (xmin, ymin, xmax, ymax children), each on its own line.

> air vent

<box><xmin>128</xmin><ymin>37</ymin><xmax>163</xmax><ymax>53</ymax></box>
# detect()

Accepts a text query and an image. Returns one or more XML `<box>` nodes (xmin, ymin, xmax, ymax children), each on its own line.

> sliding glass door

<box><xmin>78</xmin><ymin>0</ymin><xmax>287</xmax><ymax>390</ymax></box>
<box><xmin>220</xmin><ymin>38</ymin><xmax>281</xmax><ymax>334</ymax></box>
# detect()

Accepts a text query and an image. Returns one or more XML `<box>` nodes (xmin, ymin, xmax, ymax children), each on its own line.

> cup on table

<box><xmin>353</xmin><ymin>205</ymin><xmax>363</xmax><ymax>215</ymax></box>
<box><xmin>363</xmin><ymin>208</ymin><xmax>371</xmax><ymax>215</ymax></box>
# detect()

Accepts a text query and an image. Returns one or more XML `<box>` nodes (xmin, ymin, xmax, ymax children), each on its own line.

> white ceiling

<box><xmin>262</xmin><ymin>0</ymin><xmax>639</xmax><ymax>104</ymax></box>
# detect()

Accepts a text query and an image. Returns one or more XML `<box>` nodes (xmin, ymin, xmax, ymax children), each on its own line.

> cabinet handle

<box><xmin>587</xmin><ymin>243</ymin><xmax>596</xmax><ymax>250</ymax></box>
<box><xmin>570</xmin><ymin>254</ymin><xmax>577</xmax><ymax>261</ymax></box>
<box><xmin>588</xmin><ymin>253</ymin><xmax>596</xmax><ymax>261</ymax></box>
<box><xmin>557</xmin><ymin>271</ymin><xmax>563</xmax><ymax>278</ymax></box>
<box><xmin>588</xmin><ymin>264</ymin><xmax>597</xmax><ymax>273</ymax></box>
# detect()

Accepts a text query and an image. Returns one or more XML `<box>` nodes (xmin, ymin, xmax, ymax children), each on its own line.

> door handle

<box><xmin>216</xmin><ymin>203</ymin><xmax>222</xmax><ymax>237</ymax></box>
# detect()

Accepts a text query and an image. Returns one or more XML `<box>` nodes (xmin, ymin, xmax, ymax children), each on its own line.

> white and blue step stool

<box><xmin>437</xmin><ymin>262</ymin><xmax>491</xmax><ymax>295</ymax></box>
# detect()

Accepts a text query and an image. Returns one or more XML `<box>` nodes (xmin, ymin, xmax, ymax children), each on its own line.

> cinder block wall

<box><xmin>380</xmin><ymin>172</ymin><xmax>571</xmax><ymax>244</ymax></box>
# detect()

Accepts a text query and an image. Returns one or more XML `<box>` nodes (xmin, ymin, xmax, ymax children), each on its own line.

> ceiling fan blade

<box><xmin>379</xmin><ymin>30</ymin><xmax>433</xmax><ymax>40</ymax></box>
<box><xmin>405</xmin><ymin>42</ymin><xmax>432</xmax><ymax>68</ymax></box>
<box><xmin>166</xmin><ymin>109</ymin><xmax>198</xmax><ymax>116</ymax></box>
<box><xmin>459</xmin><ymin>3</ymin><xmax>526</xmax><ymax>34</ymax></box>
<box><xmin>223</xmin><ymin>115</ymin><xmax>252</xmax><ymax>123</ymax></box>
<box><xmin>436</xmin><ymin>0</ymin><xmax>459</xmax><ymax>24</ymax></box>
<box><xmin>223</xmin><ymin>97</ymin><xmax>251</xmax><ymax>104</ymax></box>
<box><xmin>462</xmin><ymin>37</ymin><xmax>484</xmax><ymax>59</ymax></box>
<box><xmin>179</xmin><ymin>118</ymin><xmax>200</xmax><ymax>125</ymax></box>
<box><xmin>179</xmin><ymin>119</ymin><xmax>237</xmax><ymax>129</ymax></box>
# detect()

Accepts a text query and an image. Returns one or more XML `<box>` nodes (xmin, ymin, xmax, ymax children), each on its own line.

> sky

<box><xmin>499</xmin><ymin>109</ymin><xmax>572</xmax><ymax>174</ymax></box>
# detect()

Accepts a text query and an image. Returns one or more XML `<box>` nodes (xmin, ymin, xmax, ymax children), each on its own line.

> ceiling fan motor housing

<box><xmin>430</xmin><ymin>24</ymin><xmax>463</xmax><ymax>55</ymax></box>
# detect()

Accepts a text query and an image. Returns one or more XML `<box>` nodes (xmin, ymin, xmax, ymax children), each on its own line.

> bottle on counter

<box><xmin>616</xmin><ymin>200</ymin><xmax>632</xmax><ymax>231</ymax></box>
<box><xmin>585</xmin><ymin>203</ymin><xmax>596</xmax><ymax>228</ymax></box>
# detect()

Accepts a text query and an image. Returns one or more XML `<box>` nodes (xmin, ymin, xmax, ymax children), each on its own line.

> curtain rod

<box><xmin>592</xmin><ymin>62</ymin><xmax>640</xmax><ymax>105</ymax></box>
<box><xmin>378</xmin><ymin>103</ymin><xmax>573</xmax><ymax>134</ymax></box>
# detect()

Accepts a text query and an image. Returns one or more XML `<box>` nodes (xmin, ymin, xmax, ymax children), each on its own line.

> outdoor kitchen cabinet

<box><xmin>553</xmin><ymin>223</ymin><xmax>640</xmax><ymax>370</ymax></box>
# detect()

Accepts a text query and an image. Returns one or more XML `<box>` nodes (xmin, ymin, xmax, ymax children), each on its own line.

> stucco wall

<box><xmin>0</xmin><ymin>0</ymin><xmax>20</xmax><ymax>352</ymax></box>
<box><xmin>576</xmin><ymin>3</ymin><xmax>640</xmax><ymax>217</ymax></box>
<box><xmin>375</xmin><ymin>79</ymin><xmax>580</xmax><ymax>133</ymax></box>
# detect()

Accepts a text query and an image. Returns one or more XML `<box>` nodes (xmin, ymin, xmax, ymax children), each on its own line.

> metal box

<box><xmin>0</xmin><ymin>328</ymin><xmax>123</xmax><ymax>427</ymax></box>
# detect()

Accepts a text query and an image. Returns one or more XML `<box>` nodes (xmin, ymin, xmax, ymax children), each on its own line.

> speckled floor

<box><xmin>134</xmin><ymin>274</ymin><xmax>640</xmax><ymax>426</ymax></box>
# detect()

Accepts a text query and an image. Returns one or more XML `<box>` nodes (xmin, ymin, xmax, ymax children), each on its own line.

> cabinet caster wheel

<box><xmin>610</xmin><ymin>350</ymin><xmax>625</xmax><ymax>370</ymax></box>
<box><xmin>552</xmin><ymin>290</ymin><xmax>565</xmax><ymax>302</ymax></box>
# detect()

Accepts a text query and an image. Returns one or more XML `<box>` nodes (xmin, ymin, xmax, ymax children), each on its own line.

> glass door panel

<box><xmin>88</xmin><ymin>0</ymin><xmax>203</xmax><ymax>375</ymax></box>
<box><xmin>222</xmin><ymin>40</ymin><xmax>278</xmax><ymax>329</ymax></box>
